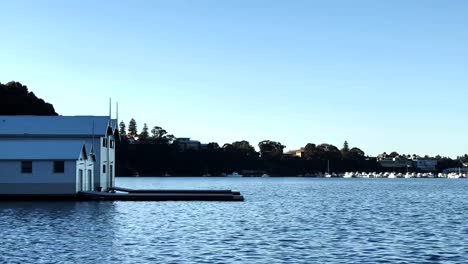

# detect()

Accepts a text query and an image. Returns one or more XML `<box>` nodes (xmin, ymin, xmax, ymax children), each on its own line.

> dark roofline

<box><xmin>80</xmin><ymin>144</ymin><xmax>88</xmax><ymax>160</ymax></box>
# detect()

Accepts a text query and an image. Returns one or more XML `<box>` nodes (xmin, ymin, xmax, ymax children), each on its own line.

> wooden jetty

<box><xmin>76</xmin><ymin>186</ymin><xmax>244</xmax><ymax>202</ymax></box>
<box><xmin>110</xmin><ymin>187</ymin><xmax>241</xmax><ymax>195</ymax></box>
<box><xmin>0</xmin><ymin>187</ymin><xmax>244</xmax><ymax>202</ymax></box>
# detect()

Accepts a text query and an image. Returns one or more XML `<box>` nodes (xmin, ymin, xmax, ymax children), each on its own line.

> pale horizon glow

<box><xmin>1</xmin><ymin>0</ymin><xmax>467</xmax><ymax>158</ymax></box>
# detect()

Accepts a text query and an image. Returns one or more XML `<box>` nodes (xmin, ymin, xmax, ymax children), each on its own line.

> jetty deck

<box><xmin>110</xmin><ymin>187</ymin><xmax>241</xmax><ymax>195</ymax></box>
<box><xmin>0</xmin><ymin>187</ymin><xmax>244</xmax><ymax>202</ymax></box>
<box><xmin>78</xmin><ymin>186</ymin><xmax>244</xmax><ymax>201</ymax></box>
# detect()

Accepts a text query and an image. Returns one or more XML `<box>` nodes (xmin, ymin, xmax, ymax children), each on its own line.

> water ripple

<box><xmin>0</xmin><ymin>178</ymin><xmax>467</xmax><ymax>263</ymax></box>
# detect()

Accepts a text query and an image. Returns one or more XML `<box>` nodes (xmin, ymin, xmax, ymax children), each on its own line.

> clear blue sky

<box><xmin>1</xmin><ymin>0</ymin><xmax>467</xmax><ymax>157</ymax></box>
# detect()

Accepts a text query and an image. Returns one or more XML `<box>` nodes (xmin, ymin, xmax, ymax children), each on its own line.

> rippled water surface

<box><xmin>1</xmin><ymin>178</ymin><xmax>467</xmax><ymax>263</ymax></box>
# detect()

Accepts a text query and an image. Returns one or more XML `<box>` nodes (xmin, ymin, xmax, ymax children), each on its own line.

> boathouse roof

<box><xmin>0</xmin><ymin>116</ymin><xmax>116</xmax><ymax>137</ymax></box>
<box><xmin>0</xmin><ymin>139</ymin><xmax>91</xmax><ymax>160</ymax></box>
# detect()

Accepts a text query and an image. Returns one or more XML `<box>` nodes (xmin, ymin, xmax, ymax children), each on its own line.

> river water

<box><xmin>0</xmin><ymin>177</ymin><xmax>467</xmax><ymax>263</ymax></box>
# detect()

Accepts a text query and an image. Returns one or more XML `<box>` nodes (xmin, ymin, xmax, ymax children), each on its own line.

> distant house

<box><xmin>285</xmin><ymin>148</ymin><xmax>304</xmax><ymax>158</ymax></box>
<box><xmin>0</xmin><ymin>116</ymin><xmax>117</xmax><ymax>195</ymax></box>
<box><xmin>413</xmin><ymin>159</ymin><xmax>437</xmax><ymax>171</ymax></box>
<box><xmin>378</xmin><ymin>157</ymin><xmax>413</xmax><ymax>169</ymax></box>
<box><xmin>174</xmin><ymin>138</ymin><xmax>201</xmax><ymax>151</ymax></box>
<box><xmin>377</xmin><ymin>154</ymin><xmax>437</xmax><ymax>171</ymax></box>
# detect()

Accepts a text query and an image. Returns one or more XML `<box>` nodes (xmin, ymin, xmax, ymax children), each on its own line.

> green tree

<box><xmin>150</xmin><ymin>126</ymin><xmax>174</xmax><ymax>144</ymax></box>
<box><xmin>222</xmin><ymin>143</ymin><xmax>233</xmax><ymax>150</ymax></box>
<box><xmin>341</xmin><ymin>140</ymin><xmax>350</xmax><ymax>159</ymax></box>
<box><xmin>348</xmin><ymin>147</ymin><xmax>365</xmax><ymax>160</ymax></box>
<box><xmin>119</xmin><ymin>121</ymin><xmax>126</xmax><ymax>136</ymax></box>
<box><xmin>227</xmin><ymin>141</ymin><xmax>258</xmax><ymax>157</ymax></box>
<box><xmin>258</xmin><ymin>140</ymin><xmax>285</xmax><ymax>159</ymax></box>
<box><xmin>342</xmin><ymin>141</ymin><xmax>350</xmax><ymax>152</ymax></box>
<box><xmin>317</xmin><ymin>144</ymin><xmax>342</xmax><ymax>160</ymax></box>
<box><xmin>437</xmin><ymin>157</ymin><xmax>462</xmax><ymax>171</ymax></box>
<box><xmin>139</xmin><ymin>123</ymin><xmax>149</xmax><ymax>140</ymax></box>
<box><xmin>303</xmin><ymin>143</ymin><xmax>318</xmax><ymax>160</ymax></box>
<box><xmin>151</xmin><ymin>126</ymin><xmax>167</xmax><ymax>138</ymax></box>
<box><xmin>128</xmin><ymin>118</ymin><xmax>137</xmax><ymax>135</ymax></box>
<box><xmin>206</xmin><ymin>142</ymin><xmax>220</xmax><ymax>150</ymax></box>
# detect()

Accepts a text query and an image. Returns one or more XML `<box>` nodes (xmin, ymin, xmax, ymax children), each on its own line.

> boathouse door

<box><xmin>87</xmin><ymin>169</ymin><xmax>92</xmax><ymax>191</ymax></box>
<box><xmin>78</xmin><ymin>169</ymin><xmax>84</xmax><ymax>191</ymax></box>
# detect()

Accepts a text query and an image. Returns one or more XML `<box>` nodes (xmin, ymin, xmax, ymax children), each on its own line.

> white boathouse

<box><xmin>0</xmin><ymin>116</ymin><xmax>117</xmax><ymax>195</ymax></box>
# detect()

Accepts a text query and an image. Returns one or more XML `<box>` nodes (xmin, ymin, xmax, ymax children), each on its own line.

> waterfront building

<box><xmin>0</xmin><ymin>116</ymin><xmax>117</xmax><ymax>195</ymax></box>
<box><xmin>284</xmin><ymin>148</ymin><xmax>304</xmax><ymax>158</ymax></box>
<box><xmin>378</xmin><ymin>158</ymin><xmax>413</xmax><ymax>169</ymax></box>
<box><xmin>413</xmin><ymin>159</ymin><xmax>437</xmax><ymax>171</ymax></box>
<box><xmin>377</xmin><ymin>154</ymin><xmax>437</xmax><ymax>172</ymax></box>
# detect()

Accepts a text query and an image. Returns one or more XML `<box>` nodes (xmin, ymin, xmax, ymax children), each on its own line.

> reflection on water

<box><xmin>0</xmin><ymin>178</ymin><xmax>467</xmax><ymax>263</ymax></box>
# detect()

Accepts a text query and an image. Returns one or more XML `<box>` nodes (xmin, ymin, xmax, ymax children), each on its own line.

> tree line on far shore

<box><xmin>115</xmin><ymin>118</ymin><xmax>464</xmax><ymax>176</ymax></box>
<box><xmin>2</xmin><ymin>81</ymin><xmax>464</xmax><ymax>176</ymax></box>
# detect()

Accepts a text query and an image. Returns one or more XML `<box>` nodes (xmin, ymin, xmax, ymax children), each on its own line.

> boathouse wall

<box><xmin>0</xmin><ymin>160</ymin><xmax>77</xmax><ymax>194</ymax></box>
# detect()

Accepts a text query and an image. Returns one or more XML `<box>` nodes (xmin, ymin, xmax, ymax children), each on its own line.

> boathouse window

<box><xmin>21</xmin><ymin>161</ymin><xmax>32</xmax><ymax>173</ymax></box>
<box><xmin>102</xmin><ymin>138</ymin><xmax>107</xmax><ymax>147</ymax></box>
<box><xmin>54</xmin><ymin>161</ymin><xmax>65</xmax><ymax>173</ymax></box>
<box><xmin>110</xmin><ymin>139</ymin><xmax>114</xmax><ymax>148</ymax></box>
<box><xmin>103</xmin><ymin>164</ymin><xmax>106</xmax><ymax>173</ymax></box>
<box><xmin>110</xmin><ymin>165</ymin><xmax>113</xmax><ymax>177</ymax></box>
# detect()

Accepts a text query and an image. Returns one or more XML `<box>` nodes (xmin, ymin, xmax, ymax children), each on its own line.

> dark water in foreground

<box><xmin>0</xmin><ymin>178</ymin><xmax>467</xmax><ymax>263</ymax></box>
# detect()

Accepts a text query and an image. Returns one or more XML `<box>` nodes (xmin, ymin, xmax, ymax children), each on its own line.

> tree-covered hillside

<box><xmin>0</xmin><ymin>81</ymin><xmax>57</xmax><ymax>115</ymax></box>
